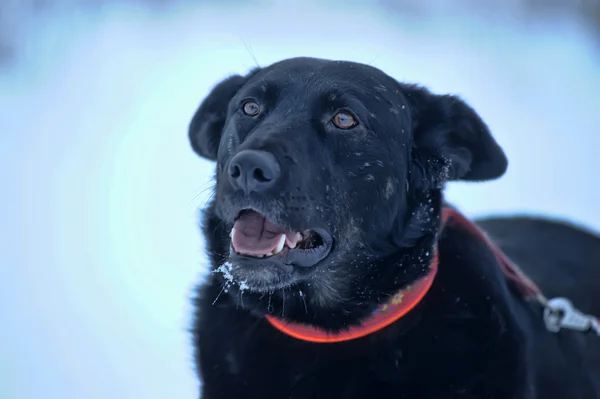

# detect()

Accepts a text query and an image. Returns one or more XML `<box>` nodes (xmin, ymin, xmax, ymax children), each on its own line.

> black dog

<box><xmin>188</xmin><ymin>57</ymin><xmax>600</xmax><ymax>398</ymax></box>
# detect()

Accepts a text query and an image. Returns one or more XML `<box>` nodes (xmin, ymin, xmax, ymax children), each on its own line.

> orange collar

<box><xmin>265</xmin><ymin>250</ymin><xmax>438</xmax><ymax>343</ymax></box>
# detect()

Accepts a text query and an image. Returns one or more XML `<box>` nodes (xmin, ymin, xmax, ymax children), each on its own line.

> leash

<box><xmin>443</xmin><ymin>207</ymin><xmax>600</xmax><ymax>337</ymax></box>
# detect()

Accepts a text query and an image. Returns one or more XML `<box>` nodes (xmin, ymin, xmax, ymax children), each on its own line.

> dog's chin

<box><xmin>222</xmin><ymin>255</ymin><xmax>300</xmax><ymax>293</ymax></box>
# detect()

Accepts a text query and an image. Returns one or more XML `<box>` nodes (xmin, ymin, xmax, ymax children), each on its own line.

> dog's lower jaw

<box><xmin>215</xmin><ymin>258</ymin><xmax>296</xmax><ymax>294</ymax></box>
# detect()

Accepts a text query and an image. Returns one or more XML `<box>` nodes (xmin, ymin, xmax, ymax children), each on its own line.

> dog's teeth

<box><xmin>273</xmin><ymin>234</ymin><xmax>286</xmax><ymax>255</ymax></box>
<box><xmin>287</xmin><ymin>232</ymin><xmax>302</xmax><ymax>249</ymax></box>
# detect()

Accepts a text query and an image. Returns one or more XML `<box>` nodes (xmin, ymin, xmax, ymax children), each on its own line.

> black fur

<box><xmin>188</xmin><ymin>57</ymin><xmax>600</xmax><ymax>398</ymax></box>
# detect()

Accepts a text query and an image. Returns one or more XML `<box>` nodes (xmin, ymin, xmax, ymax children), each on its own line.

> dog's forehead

<box><xmin>247</xmin><ymin>58</ymin><xmax>394</xmax><ymax>96</ymax></box>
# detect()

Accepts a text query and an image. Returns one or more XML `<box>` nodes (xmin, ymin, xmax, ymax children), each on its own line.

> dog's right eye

<box><xmin>332</xmin><ymin>111</ymin><xmax>358</xmax><ymax>130</ymax></box>
<box><xmin>242</xmin><ymin>100</ymin><xmax>261</xmax><ymax>116</ymax></box>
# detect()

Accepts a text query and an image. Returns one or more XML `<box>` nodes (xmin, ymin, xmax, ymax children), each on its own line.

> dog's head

<box><xmin>189</xmin><ymin>57</ymin><xmax>507</xmax><ymax>325</ymax></box>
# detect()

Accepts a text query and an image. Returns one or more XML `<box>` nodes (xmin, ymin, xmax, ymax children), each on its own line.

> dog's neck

<box><xmin>262</xmin><ymin>205</ymin><xmax>450</xmax><ymax>343</ymax></box>
<box><xmin>265</xmin><ymin>250</ymin><xmax>439</xmax><ymax>343</ymax></box>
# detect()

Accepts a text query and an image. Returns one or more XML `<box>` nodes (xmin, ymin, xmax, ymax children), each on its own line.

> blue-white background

<box><xmin>1</xmin><ymin>1</ymin><xmax>598</xmax><ymax>398</ymax></box>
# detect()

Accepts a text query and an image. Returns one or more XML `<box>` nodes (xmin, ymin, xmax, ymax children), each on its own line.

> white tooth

<box><xmin>273</xmin><ymin>234</ymin><xmax>286</xmax><ymax>254</ymax></box>
<box><xmin>287</xmin><ymin>232</ymin><xmax>300</xmax><ymax>249</ymax></box>
<box><xmin>230</xmin><ymin>227</ymin><xmax>236</xmax><ymax>239</ymax></box>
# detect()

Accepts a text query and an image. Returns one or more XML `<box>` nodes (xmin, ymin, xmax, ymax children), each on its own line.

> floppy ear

<box><xmin>403</xmin><ymin>84</ymin><xmax>508</xmax><ymax>187</ymax></box>
<box><xmin>188</xmin><ymin>74</ymin><xmax>250</xmax><ymax>161</ymax></box>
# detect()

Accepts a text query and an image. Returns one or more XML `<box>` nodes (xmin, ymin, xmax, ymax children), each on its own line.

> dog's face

<box><xmin>189</xmin><ymin>57</ymin><xmax>507</xmax><ymax>315</ymax></box>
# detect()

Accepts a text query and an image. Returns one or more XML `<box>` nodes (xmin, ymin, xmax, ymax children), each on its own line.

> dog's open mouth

<box><xmin>230</xmin><ymin>209</ymin><xmax>333</xmax><ymax>268</ymax></box>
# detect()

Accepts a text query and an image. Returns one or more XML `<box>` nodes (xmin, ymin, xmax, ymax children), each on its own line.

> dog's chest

<box><xmin>248</xmin><ymin>335</ymin><xmax>441</xmax><ymax>398</ymax></box>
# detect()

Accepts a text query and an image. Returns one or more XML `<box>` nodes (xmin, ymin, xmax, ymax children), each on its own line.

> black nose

<box><xmin>227</xmin><ymin>150</ymin><xmax>281</xmax><ymax>194</ymax></box>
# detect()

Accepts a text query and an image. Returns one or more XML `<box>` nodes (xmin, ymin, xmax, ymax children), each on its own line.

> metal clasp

<box><xmin>543</xmin><ymin>297</ymin><xmax>600</xmax><ymax>335</ymax></box>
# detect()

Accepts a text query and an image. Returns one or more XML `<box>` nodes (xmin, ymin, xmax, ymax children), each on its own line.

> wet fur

<box><xmin>188</xmin><ymin>57</ymin><xmax>600</xmax><ymax>398</ymax></box>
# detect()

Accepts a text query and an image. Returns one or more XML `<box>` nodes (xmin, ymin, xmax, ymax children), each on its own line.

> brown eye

<box><xmin>332</xmin><ymin>111</ymin><xmax>357</xmax><ymax>129</ymax></box>
<box><xmin>242</xmin><ymin>100</ymin><xmax>260</xmax><ymax>116</ymax></box>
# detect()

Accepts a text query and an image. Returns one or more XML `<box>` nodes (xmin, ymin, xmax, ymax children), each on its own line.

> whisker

<box><xmin>366</xmin><ymin>52</ymin><xmax>385</xmax><ymax>66</ymax></box>
<box><xmin>191</xmin><ymin>180</ymin><xmax>216</xmax><ymax>204</ymax></box>
<box><xmin>299</xmin><ymin>289</ymin><xmax>308</xmax><ymax>314</ymax></box>
<box><xmin>212</xmin><ymin>220</ymin><xmax>228</xmax><ymax>237</ymax></box>
<box><xmin>212</xmin><ymin>284</ymin><xmax>226</xmax><ymax>305</ymax></box>
<box><xmin>240</xmin><ymin>37</ymin><xmax>260</xmax><ymax>68</ymax></box>
<box><xmin>267</xmin><ymin>291</ymin><xmax>274</xmax><ymax>314</ymax></box>
<box><xmin>190</xmin><ymin>180</ymin><xmax>216</xmax><ymax>219</ymax></box>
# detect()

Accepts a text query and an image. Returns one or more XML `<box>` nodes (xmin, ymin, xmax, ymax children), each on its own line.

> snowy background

<box><xmin>1</xmin><ymin>1</ymin><xmax>599</xmax><ymax>398</ymax></box>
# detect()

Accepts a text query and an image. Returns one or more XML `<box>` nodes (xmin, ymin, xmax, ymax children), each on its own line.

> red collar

<box><xmin>265</xmin><ymin>206</ymin><xmax>543</xmax><ymax>343</ymax></box>
<box><xmin>266</xmin><ymin>252</ymin><xmax>438</xmax><ymax>343</ymax></box>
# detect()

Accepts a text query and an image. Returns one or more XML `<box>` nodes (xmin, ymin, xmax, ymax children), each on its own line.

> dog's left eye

<box><xmin>242</xmin><ymin>100</ymin><xmax>261</xmax><ymax>116</ymax></box>
<box><xmin>332</xmin><ymin>111</ymin><xmax>358</xmax><ymax>129</ymax></box>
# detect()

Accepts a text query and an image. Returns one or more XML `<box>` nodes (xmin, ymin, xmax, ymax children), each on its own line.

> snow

<box><xmin>0</xmin><ymin>1</ymin><xmax>598</xmax><ymax>398</ymax></box>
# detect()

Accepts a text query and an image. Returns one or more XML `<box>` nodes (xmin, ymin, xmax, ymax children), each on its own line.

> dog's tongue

<box><xmin>232</xmin><ymin>211</ymin><xmax>298</xmax><ymax>255</ymax></box>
